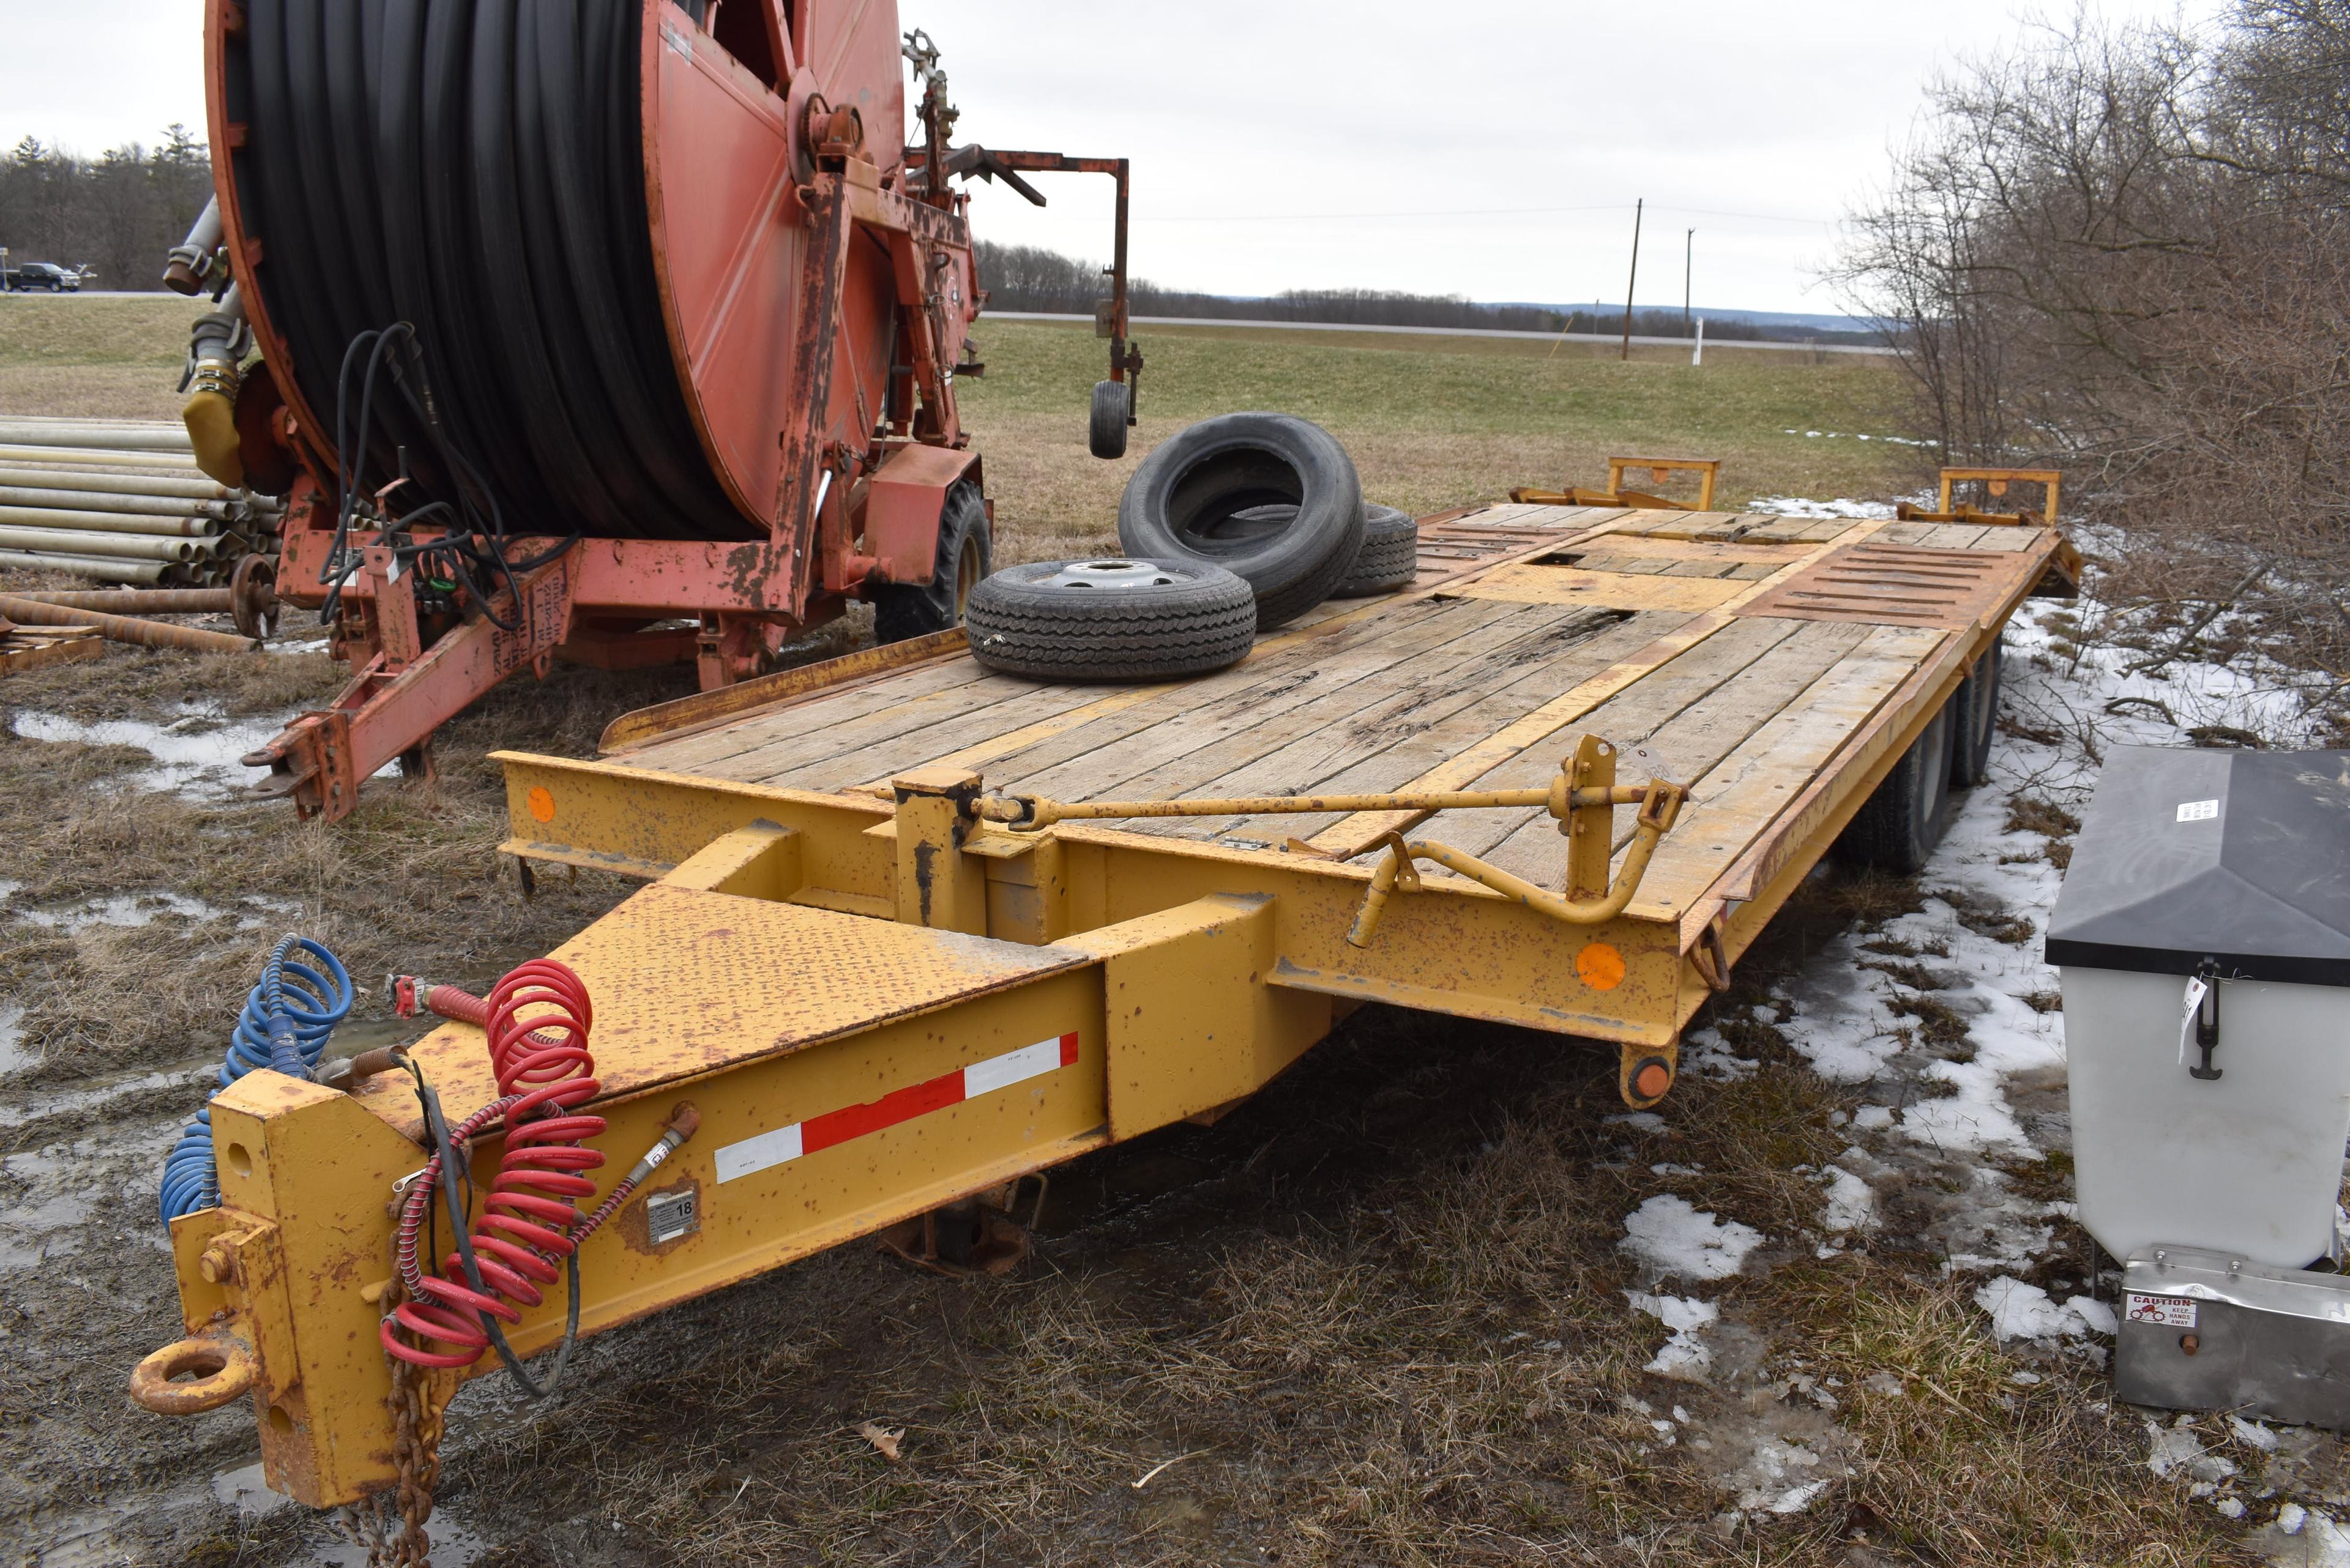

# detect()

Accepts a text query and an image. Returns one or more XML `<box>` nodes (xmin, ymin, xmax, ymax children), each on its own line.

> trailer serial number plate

<box><xmin>646</xmin><ymin>1189</ymin><xmax>699</xmax><ymax>1246</ymax></box>
<box><xmin>2124</xmin><ymin>1292</ymin><xmax>2198</xmax><ymax>1329</ymax></box>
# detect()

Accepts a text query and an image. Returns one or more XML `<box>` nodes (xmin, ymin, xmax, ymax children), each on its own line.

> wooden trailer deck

<box><xmin>597</xmin><ymin>503</ymin><xmax>2067</xmax><ymax>946</ymax></box>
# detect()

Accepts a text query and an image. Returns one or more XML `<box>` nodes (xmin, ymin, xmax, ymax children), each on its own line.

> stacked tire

<box><xmin>966</xmin><ymin>412</ymin><xmax>1422</xmax><ymax>682</ymax></box>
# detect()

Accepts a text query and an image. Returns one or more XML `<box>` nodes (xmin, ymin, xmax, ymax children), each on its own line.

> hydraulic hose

<box><xmin>235</xmin><ymin>0</ymin><xmax>751</xmax><ymax>543</ymax></box>
<box><xmin>159</xmin><ymin>936</ymin><xmax>355</xmax><ymax>1226</ymax></box>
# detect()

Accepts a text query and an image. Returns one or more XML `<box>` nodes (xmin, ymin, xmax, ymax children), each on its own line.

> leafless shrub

<box><xmin>1835</xmin><ymin>2</ymin><xmax>2350</xmax><ymax>734</ymax></box>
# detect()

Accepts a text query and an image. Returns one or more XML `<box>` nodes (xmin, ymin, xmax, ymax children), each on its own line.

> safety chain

<box><xmin>336</xmin><ymin>1282</ymin><xmax>444</xmax><ymax>1567</ymax></box>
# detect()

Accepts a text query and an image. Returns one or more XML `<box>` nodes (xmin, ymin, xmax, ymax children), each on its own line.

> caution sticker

<box><xmin>2125</xmin><ymin>1292</ymin><xmax>2198</xmax><ymax>1329</ymax></box>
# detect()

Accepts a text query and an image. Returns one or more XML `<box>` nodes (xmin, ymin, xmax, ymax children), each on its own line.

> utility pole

<box><xmin>1619</xmin><ymin>198</ymin><xmax>1643</xmax><ymax>362</ymax></box>
<box><xmin>1684</xmin><ymin>229</ymin><xmax>1695</xmax><ymax>337</ymax></box>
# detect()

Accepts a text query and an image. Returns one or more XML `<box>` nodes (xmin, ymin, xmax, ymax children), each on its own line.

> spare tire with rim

<box><xmin>1332</xmin><ymin>504</ymin><xmax>1420</xmax><ymax>597</ymax></box>
<box><xmin>1117</xmin><ymin>412</ymin><xmax>1364</xmax><ymax>629</ymax></box>
<box><xmin>964</xmin><ymin>559</ymin><xmax>1257</xmax><ymax>682</ymax></box>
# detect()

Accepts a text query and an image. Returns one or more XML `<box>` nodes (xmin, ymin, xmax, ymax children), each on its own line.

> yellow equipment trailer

<box><xmin>132</xmin><ymin>499</ymin><xmax>2072</xmax><ymax>1513</ymax></box>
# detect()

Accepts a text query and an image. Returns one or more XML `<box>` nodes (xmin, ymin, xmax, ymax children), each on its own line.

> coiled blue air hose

<box><xmin>158</xmin><ymin>935</ymin><xmax>354</xmax><ymax>1226</ymax></box>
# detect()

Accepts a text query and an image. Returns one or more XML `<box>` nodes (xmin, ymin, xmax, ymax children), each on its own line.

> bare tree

<box><xmin>1834</xmin><ymin>3</ymin><xmax>2350</xmax><ymax>734</ymax></box>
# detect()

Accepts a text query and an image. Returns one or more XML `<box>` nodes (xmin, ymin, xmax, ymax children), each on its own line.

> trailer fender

<box><xmin>865</xmin><ymin>446</ymin><xmax>982</xmax><ymax>583</ymax></box>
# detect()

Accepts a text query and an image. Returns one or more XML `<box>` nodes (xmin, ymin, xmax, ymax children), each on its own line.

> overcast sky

<box><xmin>1</xmin><ymin>1</ymin><xmax>2212</xmax><ymax>316</ymax></box>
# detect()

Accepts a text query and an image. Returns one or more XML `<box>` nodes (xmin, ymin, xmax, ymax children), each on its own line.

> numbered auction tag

<box><xmin>2178</xmin><ymin>975</ymin><xmax>2209</xmax><ymax>1066</ymax></box>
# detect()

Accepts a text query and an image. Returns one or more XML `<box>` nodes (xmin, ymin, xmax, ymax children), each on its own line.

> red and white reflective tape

<box><xmin>715</xmin><ymin>1032</ymin><xmax>1080</xmax><ymax>1184</ymax></box>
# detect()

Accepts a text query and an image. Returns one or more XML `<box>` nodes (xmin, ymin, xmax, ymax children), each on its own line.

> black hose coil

<box><xmin>235</xmin><ymin>0</ymin><xmax>755</xmax><ymax>542</ymax></box>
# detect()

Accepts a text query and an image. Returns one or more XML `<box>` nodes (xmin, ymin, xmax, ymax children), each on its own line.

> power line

<box><xmin>1122</xmin><ymin>201</ymin><xmax>1837</xmax><ymax>226</ymax></box>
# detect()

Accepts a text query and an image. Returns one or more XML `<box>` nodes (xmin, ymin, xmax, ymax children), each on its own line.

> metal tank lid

<box><xmin>2043</xmin><ymin>746</ymin><xmax>2350</xmax><ymax>987</ymax></box>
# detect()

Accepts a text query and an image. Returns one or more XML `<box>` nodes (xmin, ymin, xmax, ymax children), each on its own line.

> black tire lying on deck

<box><xmin>1116</xmin><ymin>412</ymin><xmax>1364</xmax><ymax>630</ymax></box>
<box><xmin>1331</xmin><ymin>504</ymin><xmax>1420</xmax><ymax>597</ymax></box>
<box><xmin>1948</xmin><ymin>635</ymin><xmax>2004</xmax><ymax>788</ymax></box>
<box><xmin>1832</xmin><ymin>697</ymin><xmax>1956</xmax><ymax>875</ymax></box>
<box><xmin>1089</xmin><ymin>379</ymin><xmax>1130</xmax><ymax>460</ymax></box>
<box><xmin>964</xmin><ymin>558</ymin><xmax>1257</xmax><ymax>682</ymax></box>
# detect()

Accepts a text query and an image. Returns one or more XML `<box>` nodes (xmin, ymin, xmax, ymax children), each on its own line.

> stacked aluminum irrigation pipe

<box><xmin>0</xmin><ymin>416</ymin><xmax>283</xmax><ymax>586</ymax></box>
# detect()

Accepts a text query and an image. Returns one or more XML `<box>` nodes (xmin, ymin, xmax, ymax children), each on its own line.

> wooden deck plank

<box><xmin>1208</xmin><ymin>609</ymin><xmax>1701</xmax><ymax>845</ymax></box>
<box><xmin>624</xmin><ymin>657</ymin><xmax>1010</xmax><ymax>775</ymax></box>
<box><xmin>982</xmin><ymin>599</ymin><xmax>1531</xmax><ymax>803</ymax></box>
<box><xmin>950</xmin><ymin>606</ymin><xmax>1506</xmax><ymax>798</ymax></box>
<box><xmin>1472</xmin><ymin>619</ymin><xmax>1874</xmax><ymax>888</ymax></box>
<box><xmin>1455</xmin><ymin>565</ymin><xmax>1750</xmax><ymax>613</ymax></box>
<box><xmin>1403</xmin><ymin>614</ymin><xmax>1819</xmax><ymax>862</ymax></box>
<box><xmin>1118</xmin><ymin>602</ymin><xmax>1635</xmax><ymax>846</ymax></box>
<box><xmin>1604</xmin><ymin>510</ymin><xmax>1693</xmax><ymax>536</ymax></box>
<box><xmin>1626</xmin><ymin>624</ymin><xmax>1947</xmax><ymax>919</ymax></box>
<box><xmin>1032</xmin><ymin>601</ymin><xmax>1620</xmax><ymax>821</ymax></box>
<box><xmin>707</xmin><ymin>671</ymin><xmax>1147</xmax><ymax>791</ymax></box>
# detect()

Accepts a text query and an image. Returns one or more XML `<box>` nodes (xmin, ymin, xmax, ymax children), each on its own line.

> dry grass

<box><xmin>0</xmin><ymin>293</ymin><xmax>204</xmax><ymax>422</ymax></box>
<box><xmin>963</xmin><ymin>321</ymin><xmax>1920</xmax><ymax>562</ymax></box>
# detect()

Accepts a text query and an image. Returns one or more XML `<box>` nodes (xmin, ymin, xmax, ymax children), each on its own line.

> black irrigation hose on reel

<box><xmin>235</xmin><ymin>0</ymin><xmax>757</xmax><ymax>565</ymax></box>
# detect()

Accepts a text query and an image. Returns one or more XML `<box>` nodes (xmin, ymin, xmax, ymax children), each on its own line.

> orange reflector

<box><xmin>527</xmin><ymin>786</ymin><xmax>556</xmax><ymax>823</ymax></box>
<box><xmin>1575</xmin><ymin>941</ymin><xmax>1627</xmax><ymax>991</ymax></box>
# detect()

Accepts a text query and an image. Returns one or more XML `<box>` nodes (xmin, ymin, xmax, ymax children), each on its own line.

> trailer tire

<box><xmin>1117</xmin><ymin>412</ymin><xmax>1363</xmax><ymax>630</ymax></box>
<box><xmin>964</xmin><ymin>559</ymin><xmax>1256</xmax><ymax>682</ymax></box>
<box><xmin>1089</xmin><ymin>380</ymin><xmax>1129</xmax><ymax>460</ymax></box>
<box><xmin>1833</xmin><ymin>698</ymin><xmax>1955</xmax><ymax>875</ymax></box>
<box><xmin>873</xmin><ymin>480</ymin><xmax>991</xmax><ymax>644</ymax></box>
<box><xmin>1331</xmin><ymin>504</ymin><xmax>1420</xmax><ymax>596</ymax></box>
<box><xmin>1949</xmin><ymin>636</ymin><xmax>2004</xmax><ymax>788</ymax></box>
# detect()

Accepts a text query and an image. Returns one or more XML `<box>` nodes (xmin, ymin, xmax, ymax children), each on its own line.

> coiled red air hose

<box><xmin>384</xmin><ymin>960</ymin><xmax>605</xmax><ymax>1368</ymax></box>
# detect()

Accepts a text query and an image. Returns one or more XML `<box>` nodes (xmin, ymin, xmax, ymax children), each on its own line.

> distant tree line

<box><xmin>1835</xmin><ymin>0</ymin><xmax>2349</xmax><ymax>728</ymax></box>
<box><xmin>0</xmin><ymin>129</ymin><xmax>212</xmax><ymax>289</ymax></box>
<box><xmin>973</xmin><ymin>241</ymin><xmax>1808</xmax><ymax>340</ymax></box>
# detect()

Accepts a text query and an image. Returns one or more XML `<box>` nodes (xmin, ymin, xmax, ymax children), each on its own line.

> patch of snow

<box><xmin>1728</xmin><ymin>1438</ymin><xmax>1831</xmax><ymax>1514</ymax></box>
<box><xmin>0</xmin><ymin>999</ymin><xmax>26</xmax><ymax>1075</ymax></box>
<box><xmin>9</xmin><ymin>704</ymin><xmax>293</xmax><ymax>799</ymax></box>
<box><xmin>16</xmin><ymin>890</ymin><xmax>228</xmax><ymax>930</ymax></box>
<box><xmin>1627</xmin><ymin>1291</ymin><xmax>1718</xmax><ymax>1379</ymax></box>
<box><xmin>1621</xmin><ymin>1195</ymin><xmax>1764</xmax><ymax>1282</ymax></box>
<box><xmin>1817</xmin><ymin>1166</ymin><xmax>1878</xmax><ymax>1233</ymax></box>
<box><xmin>2280</xmin><ymin>1503</ymin><xmax>2308</xmax><ymax>1534</ymax></box>
<box><xmin>2144</xmin><ymin>1420</ymin><xmax>2237</xmax><ymax>1484</ymax></box>
<box><xmin>1746</xmin><ymin>495</ymin><xmax>1897</xmax><ymax>520</ymax></box>
<box><xmin>1605</xmin><ymin>1111</ymin><xmax>1665</xmax><ymax>1132</ymax></box>
<box><xmin>2230</xmin><ymin>1415</ymin><xmax>2280</xmax><ymax>1453</ymax></box>
<box><xmin>1677</xmin><ymin>1026</ymin><xmax>1758</xmax><ymax>1081</ymax></box>
<box><xmin>1975</xmin><ymin>1276</ymin><xmax>2112</xmax><ymax>1343</ymax></box>
<box><xmin>1851</xmin><ymin>1105</ymin><xmax>1895</xmax><ymax>1130</ymax></box>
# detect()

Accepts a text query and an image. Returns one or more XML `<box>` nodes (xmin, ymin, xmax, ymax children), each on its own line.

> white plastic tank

<box><xmin>2045</xmin><ymin>747</ymin><xmax>2350</xmax><ymax>1269</ymax></box>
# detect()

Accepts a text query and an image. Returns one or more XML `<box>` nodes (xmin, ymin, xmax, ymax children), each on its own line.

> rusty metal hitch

<box><xmin>130</xmin><ymin>1320</ymin><xmax>259</xmax><ymax>1415</ymax></box>
<box><xmin>969</xmin><ymin>739</ymin><xmax>1665</xmax><ymax>835</ymax></box>
<box><xmin>1345</xmin><ymin>775</ymin><xmax>1685</xmax><ymax>947</ymax></box>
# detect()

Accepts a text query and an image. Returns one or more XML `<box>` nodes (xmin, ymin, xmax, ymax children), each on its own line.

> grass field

<box><xmin>0</xmin><ymin>295</ymin><xmax>1923</xmax><ymax>559</ymax></box>
<box><xmin>5</xmin><ymin>301</ymin><xmax>2264</xmax><ymax>1567</ymax></box>
<box><xmin>961</xmin><ymin>318</ymin><xmax>1920</xmax><ymax>559</ymax></box>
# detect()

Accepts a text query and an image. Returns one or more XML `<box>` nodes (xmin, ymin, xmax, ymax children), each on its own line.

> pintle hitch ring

<box><xmin>129</xmin><ymin>1323</ymin><xmax>258</xmax><ymax>1415</ymax></box>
